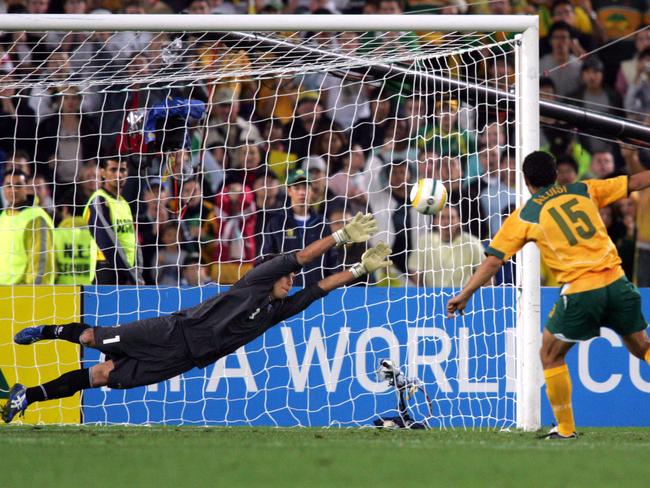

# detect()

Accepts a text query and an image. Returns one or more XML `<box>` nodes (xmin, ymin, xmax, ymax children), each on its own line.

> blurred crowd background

<box><xmin>0</xmin><ymin>0</ymin><xmax>648</xmax><ymax>289</ymax></box>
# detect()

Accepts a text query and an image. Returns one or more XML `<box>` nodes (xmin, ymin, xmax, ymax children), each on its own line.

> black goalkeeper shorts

<box><xmin>92</xmin><ymin>316</ymin><xmax>195</xmax><ymax>389</ymax></box>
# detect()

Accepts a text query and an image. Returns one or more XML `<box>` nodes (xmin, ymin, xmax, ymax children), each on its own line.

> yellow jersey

<box><xmin>487</xmin><ymin>176</ymin><xmax>628</xmax><ymax>294</ymax></box>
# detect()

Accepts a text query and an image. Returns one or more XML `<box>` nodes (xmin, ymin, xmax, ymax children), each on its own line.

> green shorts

<box><xmin>545</xmin><ymin>277</ymin><xmax>648</xmax><ymax>342</ymax></box>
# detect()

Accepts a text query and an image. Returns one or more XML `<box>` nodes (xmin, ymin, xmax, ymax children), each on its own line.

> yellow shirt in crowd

<box><xmin>409</xmin><ymin>230</ymin><xmax>484</xmax><ymax>288</ymax></box>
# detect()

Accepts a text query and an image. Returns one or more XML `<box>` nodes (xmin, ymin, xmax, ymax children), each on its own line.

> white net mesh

<box><xmin>0</xmin><ymin>24</ymin><xmax>521</xmax><ymax>427</ymax></box>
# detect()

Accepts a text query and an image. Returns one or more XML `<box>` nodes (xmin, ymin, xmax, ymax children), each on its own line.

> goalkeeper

<box><xmin>2</xmin><ymin>214</ymin><xmax>391</xmax><ymax>423</ymax></box>
<box><xmin>447</xmin><ymin>151</ymin><xmax>650</xmax><ymax>439</ymax></box>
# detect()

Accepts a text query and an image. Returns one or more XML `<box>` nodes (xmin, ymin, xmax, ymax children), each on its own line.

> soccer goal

<box><xmin>0</xmin><ymin>14</ymin><xmax>541</xmax><ymax>430</ymax></box>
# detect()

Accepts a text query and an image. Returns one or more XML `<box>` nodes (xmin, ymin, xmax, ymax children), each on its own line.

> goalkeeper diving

<box><xmin>2</xmin><ymin>214</ymin><xmax>391</xmax><ymax>423</ymax></box>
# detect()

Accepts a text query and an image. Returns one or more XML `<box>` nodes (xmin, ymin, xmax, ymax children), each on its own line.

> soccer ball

<box><xmin>409</xmin><ymin>178</ymin><xmax>447</xmax><ymax>215</ymax></box>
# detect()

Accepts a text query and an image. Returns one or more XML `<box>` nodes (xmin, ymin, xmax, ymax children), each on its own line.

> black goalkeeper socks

<box><xmin>25</xmin><ymin>369</ymin><xmax>93</xmax><ymax>404</ymax></box>
<box><xmin>42</xmin><ymin>323</ymin><xmax>90</xmax><ymax>344</ymax></box>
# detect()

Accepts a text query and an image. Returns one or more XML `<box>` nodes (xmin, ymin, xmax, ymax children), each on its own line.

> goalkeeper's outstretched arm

<box><xmin>295</xmin><ymin>213</ymin><xmax>378</xmax><ymax>265</ymax></box>
<box><xmin>317</xmin><ymin>243</ymin><xmax>392</xmax><ymax>292</ymax></box>
<box><xmin>446</xmin><ymin>255</ymin><xmax>503</xmax><ymax>318</ymax></box>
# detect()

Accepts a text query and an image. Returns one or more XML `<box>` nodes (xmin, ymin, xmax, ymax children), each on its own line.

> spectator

<box><xmin>541</xmin><ymin>121</ymin><xmax>591</xmax><ymax>179</ymax></box>
<box><xmin>616</xmin><ymin>30</ymin><xmax>650</xmax><ymax>98</ymax></box>
<box><xmin>329</xmin><ymin>144</ymin><xmax>371</xmax><ymax>215</ymax></box>
<box><xmin>230</xmin><ymin>143</ymin><xmax>265</xmax><ymax>188</ymax></box>
<box><xmin>137</xmin><ymin>182</ymin><xmax>170</xmax><ymax>284</ymax></box>
<box><xmin>31</xmin><ymin>173</ymin><xmax>55</xmax><ymax>217</ymax></box>
<box><xmin>83</xmin><ymin>157</ymin><xmax>140</xmax><ymax>285</ymax></box>
<box><xmin>569</xmin><ymin>56</ymin><xmax>621</xmax><ymax>153</ymax></box>
<box><xmin>598</xmin><ymin>202</ymin><xmax>635</xmax><ymax>280</ymax></box>
<box><xmin>408</xmin><ymin>205</ymin><xmax>484</xmax><ymax>288</ymax></box>
<box><xmin>54</xmin><ymin>203</ymin><xmax>93</xmax><ymax>285</ymax></box>
<box><xmin>377</xmin><ymin>117</ymin><xmax>418</xmax><ymax>164</ymax></box>
<box><xmin>252</xmin><ymin>172</ymin><xmax>284</xmax><ymax>254</ymax></box>
<box><xmin>583</xmin><ymin>150</ymin><xmax>615</xmax><ymax>179</ymax></box>
<box><xmin>180</xmin><ymin>252</ymin><xmax>212</xmax><ymax>287</ymax></box>
<box><xmin>321</xmin><ymin>34</ymin><xmax>371</xmax><ymax>128</ymax></box>
<box><xmin>261</xmin><ymin>119</ymin><xmax>298</xmax><ymax>184</ymax></box>
<box><xmin>102</xmin><ymin>53</ymin><xmax>168</xmax><ymax>182</ymax></box>
<box><xmin>177</xmin><ymin>177</ymin><xmax>217</xmax><ymax>256</ymax></box>
<box><xmin>187</xmin><ymin>0</ymin><xmax>211</xmax><ymax>13</ymax></box>
<box><xmin>154</xmin><ymin>222</ymin><xmax>187</xmax><ymax>285</ymax></box>
<box><xmin>0</xmin><ymin>169</ymin><xmax>55</xmax><ymax>285</ymax></box>
<box><xmin>350</xmin><ymin>86</ymin><xmax>394</xmax><ymax>157</ymax></box>
<box><xmin>540</xmin><ymin>0</ymin><xmax>600</xmax><ymax>55</ymax></box>
<box><xmin>209</xmin><ymin>176</ymin><xmax>257</xmax><ymax>284</ymax></box>
<box><xmin>254</xmin><ymin>76</ymin><xmax>299</xmax><ymax>125</ymax></box>
<box><xmin>368</xmin><ymin>160</ymin><xmax>428</xmax><ymax>280</ymax></box>
<box><xmin>539</xmin><ymin>22</ymin><xmax>583</xmax><ymax>98</ymax></box>
<box><xmin>479</xmin><ymin>148</ymin><xmax>517</xmax><ymax>238</ymax></box>
<box><xmin>556</xmin><ymin>155</ymin><xmax>579</xmax><ymax>185</ymax></box>
<box><xmin>35</xmin><ymin>86</ymin><xmax>99</xmax><ymax>203</ymax></box>
<box><xmin>311</xmin><ymin>129</ymin><xmax>348</xmax><ymax>174</ymax></box>
<box><xmin>624</xmin><ymin>48</ymin><xmax>650</xmax><ymax>120</ymax></box>
<box><xmin>435</xmin><ymin>155</ymin><xmax>484</xmax><ymax>239</ymax></box>
<box><xmin>361</xmin><ymin>0</ymin><xmax>419</xmax><ymax>56</ymax></box>
<box><xmin>414</xmin><ymin>146</ymin><xmax>438</xmax><ymax>180</ymax></box>
<box><xmin>205</xmin><ymin>87</ymin><xmax>262</xmax><ymax>164</ymax></box>
<box><xmin>421</xmin><ymin>97</ymin><xmax>481</xmax><ymax>184</ymax></box>
<box><xmin>304</xmin><ymin>155</ymin><xmax>340</xmax><ymax>217</ymax></box>
<box><xmin>26</xmin><ymin>0</ymin><xmax>50</xmax><ymax>13</ymax></box>
<box><xmin>285</xmin><ymin>92</ymin><xmax>336</xmax><ymax>160</ymax></box>
<box><xmin>142</xmin><ymin>0</ymin><xmax>174</xmax><ymax>13</ymax></box>
<box><xmin>0</xmin><ymin>83</ymin><xmax>37</xmax><ymax>161</ymax></box>
<box><xmin>28</xmin><ymin>50</ymin><xmax>72</xmax><ymax>121</ymax></box>
<box><xmin>625</xmin><ymin>147</ymin><xmax>650</xmax><ymax>286</ymax></box>
<box><xmin>262</xmin><ymin>168</ymin><xmax>337</xmax><ymax>286</ymax></box>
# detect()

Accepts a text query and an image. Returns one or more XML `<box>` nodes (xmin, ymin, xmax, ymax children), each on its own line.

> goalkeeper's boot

<box><xmin>2</xmin><ymin>384</ymin><xmax>28</xmax><ymax>424</ymax></box>
<box><xmin>14</xmin><ymin>326</ymin><xmax>46</xmax><ymax>345</ymax></box>
<box><xmin>540</xmin><ymin>426</ymin><xmax>578</xmax><ymax>440</ymax></box>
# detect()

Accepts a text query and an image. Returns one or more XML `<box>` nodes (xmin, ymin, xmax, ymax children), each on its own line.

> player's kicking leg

<box><xmin>14</xmin><ymin>322</ymin><xmax>93</xmax><ymax>346</ymax></box>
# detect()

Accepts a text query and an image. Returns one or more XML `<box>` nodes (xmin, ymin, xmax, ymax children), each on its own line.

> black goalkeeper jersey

<box><xmin>176</xmin><ymin>252</ymin><xmax>329</xmax><ymax>368</ymax></box>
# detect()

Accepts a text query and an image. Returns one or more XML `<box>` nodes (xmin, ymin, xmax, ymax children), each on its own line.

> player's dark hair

<box><xmin>555</xmin><ymin>155</ymin><xmax>578</xmax><ymax>174</ymax></box>
<box><xmin>522</xmin><ymin>151</ymin><xmax>557</xmax><ymax>188</ymax></box>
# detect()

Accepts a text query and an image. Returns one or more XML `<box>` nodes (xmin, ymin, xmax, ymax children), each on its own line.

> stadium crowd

<box><xmin>0</xmin><ymin>0</ymin><xmax>648</xmax><ymax>289</ymax></box>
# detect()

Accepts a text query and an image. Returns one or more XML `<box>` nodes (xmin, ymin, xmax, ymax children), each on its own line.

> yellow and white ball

<box><xmin>409</xmin><ymin>178</ymin><xmax>447</xmax><ymax>215</ymax></box>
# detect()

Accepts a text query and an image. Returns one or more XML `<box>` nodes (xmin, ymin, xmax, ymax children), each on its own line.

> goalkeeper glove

<box><xmin>332</xmin><ymin>212</ymin><xmax>379</xmax><ymax>245</ymax></box>
<box><xmin>350</xmin><ymin>243</ymin><xmax>393</xmax><ymax>278</ymax></box>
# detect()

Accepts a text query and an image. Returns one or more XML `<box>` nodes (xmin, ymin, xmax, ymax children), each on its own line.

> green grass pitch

<box><xmin>2</xmin><ymin>426</ymin><xmax>650</xmax><ymax>487</ymax></box>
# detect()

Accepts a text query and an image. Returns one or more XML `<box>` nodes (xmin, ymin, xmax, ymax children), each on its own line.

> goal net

<box><xmin>0</xmin><ymin>15</ymin><xmax>540</xmax><ymax>429</ymax></box>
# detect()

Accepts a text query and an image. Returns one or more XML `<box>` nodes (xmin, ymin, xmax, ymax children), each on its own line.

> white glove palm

<box><xmin>333</xmin><ymin>212</ymin><xmax>379</xmax><ymax>245</ymax></box>
<box><xmin>351</xmin><ymin>243</ymin><xmax>393</xmax><ymax>278</ymax></box>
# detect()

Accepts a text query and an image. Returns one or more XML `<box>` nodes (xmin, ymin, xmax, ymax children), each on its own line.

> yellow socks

<box><xmin>544</xmin><ymin>364</ymin><xmax>576</xmax><ymax>437</ymax></box>
<box><xmin>644</xmin><ymin>348</ymin><xmax>650</xmax><ymax>366</ymax></box>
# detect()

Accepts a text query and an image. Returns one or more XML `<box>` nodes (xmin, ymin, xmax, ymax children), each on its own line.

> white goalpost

<box><xmin>0</xmin><ymin>14</ymin><xmax>540</xmax><ymax>430</ymax></box>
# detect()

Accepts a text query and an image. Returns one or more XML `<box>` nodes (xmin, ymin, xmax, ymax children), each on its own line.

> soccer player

<box><xmin>2</xmin><ymin>213</ymin><xmax>391</xmax><ymax>423</ymax></box>
<box><xmin>446</xmin><ymin>151</ymin><xmax>650</xmax><ymax>439</ymax></box>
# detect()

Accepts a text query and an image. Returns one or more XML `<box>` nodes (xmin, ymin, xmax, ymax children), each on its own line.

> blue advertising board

<box><xmin>81</xmin><ymin>286</ymin><xmax>650</xmax><ymax>427</ymax></box>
